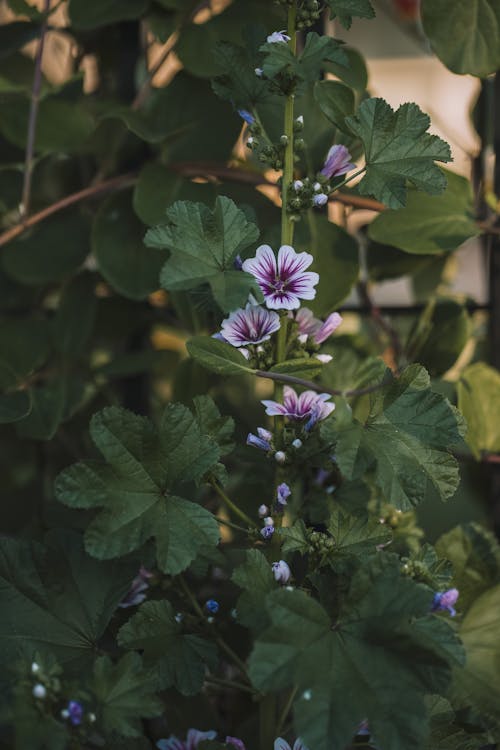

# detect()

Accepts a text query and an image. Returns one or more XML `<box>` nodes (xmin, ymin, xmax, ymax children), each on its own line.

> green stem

<box><xmin>280</xmin><ymin>5</ymin><xmax>297</xmax><ymax>248</ymax></box>
<box><xmin>331</xmin><ymin>166</ymin><xmax>366</xmax><ymax>193</ymax></box>
<box><xmin>259</xmin><ymin>695</ymin><xmax>278</xmax><ymax>750</ymax></box>
<box><xmin>215</xmin><ymin>515</ymin><xmax>251</xmax><ymax>534</ymax></box>
<box><xmin>276</xmin><ymin>686</ymin><xmax>298</xmax><ymax>735</ymax></box>
<box><xmin>204</xmin><ymin>675</ymin><xmax>258</xmax><ymax>696</ymax></box>
<box><xmin>179</xmin><ymin>574</ymin><xmax>205</xmax><ymax>619</ymax></box>
<box><xmin>210</xmin><ymin>478</ymin><xmax>257</xmax><ymax>528</ymax></box>
<box><xmin>215</xmin><ymin>637</ymin><xmax>250</xmax><ymax>679</ymax></box>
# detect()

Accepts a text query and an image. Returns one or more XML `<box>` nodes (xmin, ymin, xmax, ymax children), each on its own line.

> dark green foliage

<box><xmin>55</xmin><ymin>405</ymin><xmax>221</xmax><ymax>573</ymax></box>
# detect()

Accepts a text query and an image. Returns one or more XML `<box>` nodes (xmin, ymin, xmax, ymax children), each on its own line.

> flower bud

<box><xmin>292</xmin><ymin>438</ymin><xmax>303</xmax><ymax>449</ymax></box>
<box><xmin>272</xmin><ymin>560</ymin><xmax>291</xmax><ymax>584</ymax></box>
<box><xmin>31</xmin><ymin>662</ymin><xmax>40</xmax><ymax>674</ymax></box>
<box><xmin>263</xmin><ymin>516</ymin><xmax>274</xmax><ymax>527</ymax></box>
<box><xmin>255</xmin><ymin>67</ymin><xmax>264</xmax><ymax>77</ymax></box>
<box><xmin>274</xmin><ymin>451</ymin><xmax>286</xmax><ymax>464</ymax></box>
<box><xmin>258</xmin><ymin>503</ymin><xmax>269</xmax><ymax>518</ymax></box>
<box><xmin>205</xmin><ymin>599</ymin><xmax>219</xmax><ymax>614</ymax></box>
<box><xmin>32</xmin><ymin>684</ymin><xmax>46</xmax><ymax>699</ymax></box>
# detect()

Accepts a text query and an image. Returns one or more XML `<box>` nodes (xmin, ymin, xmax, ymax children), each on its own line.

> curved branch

<box><xmin>255</xmin><ymin>369</ymin><xmax>389</xmax><ymax>398</ymax></box>
<box><xmin>0</xmin><ymin>173</ymin><xmax>137</xmax><ymax>248</ymax></box>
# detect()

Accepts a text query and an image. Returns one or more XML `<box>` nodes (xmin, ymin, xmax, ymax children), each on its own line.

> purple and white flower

<box><xmin>295</xmin><ymin>308</ymin><xmax>343</xmax><ymax>345</ymax></box>
<box><xmin>157</xmin><ymin>729</ymin><xmax>217</xmax><ymax>750</ymax></box>
<box><xmin>247</xmin><ymin>427</ymin><xmax>272</xmax><ymax>452</ymax></box>
<box><xmin>272</xmin><ymin>560</ymin><xmax>291</xmax><ymax>584</ymax></box>
<box><xmin>242</xmin><ymin>245</ymin><xmax>319</xmax><ymax>310</ymax></box>
<box><xmin>276</xmin><ymin>482</ymin><xmax>291</xmax><ymax>507</ymax></box>
<box><xmin>262</xmin><ymin>386</ymin><xmax>335</xmax><ymax>423</ymax></box>
<box><xmin>219</xmin><ymin>304</ymin><xmax>280</xmax><ymax>347</ymax></box>
<box><xmin>119</xmin><ymin>566</ymin><xmax>153</xmax><ymax>608</ymax></box>
<box><xmin>267</xmin><ymin>30</ymin><xmax>290</xmax><ymax>43</ymax></box>
<box><xmin>432</xmin><ymin>588</ymin><xmax>459</xmax><ymax>616</ymax></box>
<box><xmin>320</xmin><ymin>144</ymin><xmax>356</xmax><ymax>180</ymax></box>
<box><xmin>274</xmin><ymin>739</ymin><xmax>309</xmax><ymax>750</ymax></box>
<box><xmin>255</xmin><ymin>67</ymin><xmax>264</xmax><ymax>77</ymax></box>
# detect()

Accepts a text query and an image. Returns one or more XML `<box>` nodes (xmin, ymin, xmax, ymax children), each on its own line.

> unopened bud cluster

<box><xmin>287</xmin><ymin>174</ymin><xmax>331</xmax><ymax>219</ymax></box>
<box><xmin>274</xmin><ymin>0</ymin><xmax>323</xmax><ymax>29</ymax></box>
<box><xmin>296</xmin><ymin>0</ymin><xmax>322</xmax><ymax>30</ymax></box>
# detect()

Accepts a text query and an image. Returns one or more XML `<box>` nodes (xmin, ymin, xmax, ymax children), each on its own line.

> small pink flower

<box><xmin>295</xmin><ymin>308</ymin><xmax>343</xmax><ymax>344</ymax></box>
<box><xmin>219</xmin><ymin>303</ymin><xmax>281</xmax><ymax>347</ymax></box>
<box><xmin>320</xmin><ymin>144</ymin><xmax>356</xmax><ymax>179</ymax></box>
<box><xmin>262</xmin><ymin>385</ymin><xmax>335</xmax><ymax>423</ymax></box>
<box><xmin>242</xmin><ymin>245</ymin><xmax>319</xmax><ymax>311</ymax></box>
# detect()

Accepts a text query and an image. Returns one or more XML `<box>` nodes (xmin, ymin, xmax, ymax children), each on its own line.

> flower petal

<box><xmin>262</xmin><ymin>399</ymin><xmax>288</xmax><ymax>416</ymax></box>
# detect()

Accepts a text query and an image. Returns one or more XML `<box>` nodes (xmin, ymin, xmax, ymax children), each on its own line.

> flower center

<box><xmin>274</xmin><ymin>276</ymin><xmax>287</xmax><ymax>292</ymax></box>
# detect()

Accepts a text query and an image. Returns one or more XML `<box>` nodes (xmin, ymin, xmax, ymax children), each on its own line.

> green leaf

<box><xmin>111</xmin><ymin>72</ymin><xmax>241</xmax><ymax>162</ymax></box>
<box><xmin>52</xmin><ymin>272</ymin><xmax>97</xmax><ymax>357</ymax></box>
<box><xmin>368</xmin><ymin>171</ymin><xmax>479</xmax><ymax>254</ymax></box>
<box><xmin>453</xmin><ymin>584</ymin><xmax>500</xmax><ymax>729</ymax></box>
<box><xmin>324</xmin><ymin>46</ymin><xmax>368</xmax><ymax>93</ymax></box>
<box><xmin>68</xmin><ymin>0</ymin><xmax>149</xmax><ymax>29</ymax></box>
<box><xmin>408</xmin><ymin>300</ymin><xmax>470</xmax><ymax>377</ymax></box>
<box><xmin>231</xmin><ymin>549</ymin><xmax>277</xmax><ymax>631</ymax></box>
<box><xmin>93</xmin><ymin>190</ymin><xmax>164</xmax><ymax>301</ymax></box>
<box><xmin>90</xmin><ymin>653</ymin><xmax>162</xmax><ymax>737</ymax></box>
<box><xmin>249</xmin><ymin>556</ymin><xmax>464</xmax><ymax>750</ymax></box>
<box><xmin>261</xmin><ymin>32</ymin><xmax>346</xmax><ymax>85</ymax></box>
<box><xmin>270</xmin><ymin>358</ymin><xmax>323</xmax><ymax>380</ymax></box>
<box><xmin>421</xmin><ymin>0</ymin><xmax>500</xmax><ymax>78</ymax></box>
<box><xmin>0</xmin><ymin>316</ymin><xmax>50</xmax><ymax>388</ymax></box>
<box><xmin>297</xmin><ymin>215</ymin><xmax>359</xmax><ymax>316</ymax></box>
<box><xmin>187</xmin><ymin>336</ymin><xmax>255</xmax><ymax>376</ymax></box>
<box><xmin>325</xmin><ymin>0</ymin><xmax>375</xmax><ymax>29</ymax></box>
<box><xmin>0</xmin><ymin>529</ymin><xmax>139</xmax><ymax>670</ymax></box>
<box><xmin>212</xmin><ymin>39</ymin><xmax>270</xmax><ymax>108</ymax></box>
<box><xmin>118</xmin><ymin>600</ymin><xmax>217</xmax><ymax>695</ymax></box>
<box><xmin>192</xmin><ymin>395</ymin><xmax>235</xmax><ymax>456</ymax></box>
<box><xmin>425</xmin><ymin>695</ymin><xmax>489</xmax><ymax>750</ymax></box>
<box><xmin>313</xmin><ymin>80</ymin><xmax>355</xmax><ymax>132</ymax></box>
<box><xmin>2</xmin><ymin>210</ymin><xmax>90</xmax><ymax>286</ymax></box>
<box><xmin>0</xmin><ymin>389</ymin><xmax>31</xmax><ymax>424</ymax></box>
<box><xmin>279</xmin><ymin>520</ymin><xmax>310</xmax><ymax>556</ymax></box>
<box><xmin>177</xmin><ymin>2</ymin><xmax>281</xmax><ymax>79</ymax></box>
<box><xmin>436</xmin><ymin>523</ymin><xmax>500</xmax><ymax>612</ymax></box>
<box><xmin>0</xmin><ymin>22</ymin><xmax>40</xmax><ymax>60</ymax></box>
<box><xmin>346</xmin><ymin>98</ymin><xmax>452</xmax><ymax>209</ymax></box>
<box><xmin>145</xmin><ymin>196</ymin><xmax>259</xmax><ymax>311</ymax></box>
<box><xmin>6</xmin><ymin>0</ymin><xmax>43</xmax><ymax>19</ymax></box>
<box><xmin>133</xmin><ymin>163</ymin><xmax>215</xmax><ymax>227</ymax></box>
<box><xmin>326</xmin><ymin>509</ymin><xmax>392</xmax><ymax>564</ymax></box>
<box><xmin>457</xmin><ymin>362</ymin><xmax>500</xmax><ymax>458</ymax></box>
<box><xmin>335</xmin><ymin>365</ymin><xmax>464</xmax><ymax>509</ymax></box>
<box><xmin>0</xmin><ymin>95</ymin><xmax>94</xmax><ymax>153</ymax></box>
<box><xmin>55</xmin><ymin>404</ymin><xmax>221</xmax><ymax>573</ymax></box>
<box><xmin>16</xmin><ymin>377</ymin><xmax>67</xmax><ymax>440</ymax></box>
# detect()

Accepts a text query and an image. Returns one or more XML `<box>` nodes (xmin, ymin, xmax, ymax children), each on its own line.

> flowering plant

<box><xmin>0</xmin><ymin>1</ymin><xmax>500</xmax><ymax>749</ymax></box>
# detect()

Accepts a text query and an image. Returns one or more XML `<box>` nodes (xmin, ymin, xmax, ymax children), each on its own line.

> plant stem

<box><xmin>331</xmin><ymin>166</ymin><xmax>366</xmax><ymax>193</ymax></box>
<box><xmin>210</xmin><ymin>478</ymin><xmax>257</xmax><ymax>528</ymax></box>
<box><xmin>180</xmin><ymin>574</ymin><xmax>250</xmax><ymax>681</ymax></box>
<box><xmin>212</xmin><ymin>640</ymin><xmax>250</xmax><ymax>682</ymax></box>
<box><xmin>20</xmin><ymin>0</ymin><xmax>51</xmax><ymax>218</ymax></box>
<box><xmin>204</xmin><ymin>675</ymin><xmax>258</xmax><ymax>696</ymax></box>
<box><xmin>280</xmin><ymin>6</ymin><xmax>297</xmax><ymax>248</ymax></box>
<box><xmin>255</xmin><ymin>369</ymin><xmax>390</xmax><ymax>398</ymax></box>
<box><xmin>215</xmin><ymin>515</ymin><xmax>251</xmax><ymax>534</ymax></box>
<box><xmin>276</xmin><ymin>686</ymin><xmax>298</xmax><ymax>735</ymax></box>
